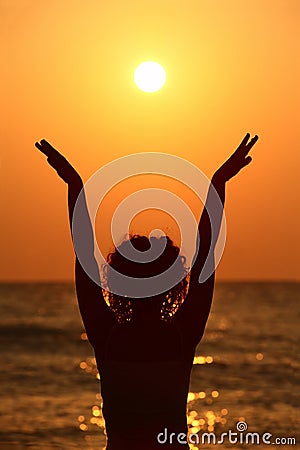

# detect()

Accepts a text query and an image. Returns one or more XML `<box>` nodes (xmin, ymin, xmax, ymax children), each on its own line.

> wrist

<box><xmin>212</xmin><ymin>170</ymin><xmax>227</xmax><ymax>185</ymax></box>
<box><xmin>68</xmin><ymin>173</ymin><xmax>83</xmax><ymax>188</ymax></box>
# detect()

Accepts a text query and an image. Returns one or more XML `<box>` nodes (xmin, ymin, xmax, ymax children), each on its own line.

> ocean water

<box><xmin>0</xmin><ymin>282</ymin><xmax>299</xmax><ymax>449</ymax></box>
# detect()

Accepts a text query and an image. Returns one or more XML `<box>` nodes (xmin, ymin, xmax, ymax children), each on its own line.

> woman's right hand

<box><xmin>35</xmin><ymin>139</ymin><xmax>82</xmax><ymax>185</ymax></box>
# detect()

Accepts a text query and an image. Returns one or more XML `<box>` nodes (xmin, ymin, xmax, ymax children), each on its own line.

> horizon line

<box><xmin>0</xmin><ymin>278</ymin><xmax>299</xmax><ymax>284</ymax></box>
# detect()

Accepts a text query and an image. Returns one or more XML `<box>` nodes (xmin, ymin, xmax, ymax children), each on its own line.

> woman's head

<box><xmin>102</xmin><ymin>234</ymin><xmax>189</xmax><ymax>323</ymax></box>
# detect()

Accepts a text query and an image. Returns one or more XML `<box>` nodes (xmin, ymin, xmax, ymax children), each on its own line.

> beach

<box><xmin>0</xmin><ymin>282</ymin><xmax>299</xmax><ymax>449</ymax></box>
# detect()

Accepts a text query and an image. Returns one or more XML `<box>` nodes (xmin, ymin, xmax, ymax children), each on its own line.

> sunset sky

<box><xmin>1</xmin><ymin>0</ymin><xmax>299</xmax><ymax>281</ymax></box>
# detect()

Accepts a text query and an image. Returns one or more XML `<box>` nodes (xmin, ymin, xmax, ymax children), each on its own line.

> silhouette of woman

<box><xmin>35</xmin><ymin>134</ymin><xmax>258</xmax><ymax>450</ymax></box>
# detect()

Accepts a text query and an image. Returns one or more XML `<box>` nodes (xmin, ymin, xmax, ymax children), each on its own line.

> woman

<box><xmin>36</xmin><ymin>133</ymin><xmax>258</xmax><ymax>449</ymax></box>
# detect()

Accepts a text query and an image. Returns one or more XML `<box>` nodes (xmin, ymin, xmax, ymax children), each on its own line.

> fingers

<box><xmin>237</xmin><ymin>133</ymin><xmax>259</xmax><ymax>157</ymax></box>
<box><xmin>35</xmin><ymin>139</ymin><xmax>59</xmax><ymax>157</ymax></box>
<box><xmin>35</xmin><ymin>141</ymin><xmax>46</xmax><ymax>154</ymax></box>
<box><xmin>245</xmin><ymin>135</ymin><xmax>259</xmax><ymax>152</ymax></box>
<box><xmin>238</xmin><ymin>133</ymin><xmax>251</xmax><ymax>149</ymax></box>
<box><xmin>243</xmin><ymin>155</ymin><xmax>252</xmax><ymax>167</ymax></box>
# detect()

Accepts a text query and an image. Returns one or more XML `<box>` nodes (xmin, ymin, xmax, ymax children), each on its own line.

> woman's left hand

<box><xmin>214</xmin><ymin>133</ymin><xmax>259</xmax><ymax>182</ymax></box>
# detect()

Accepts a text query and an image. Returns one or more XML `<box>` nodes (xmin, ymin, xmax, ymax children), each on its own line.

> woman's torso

<box><xmin>94</xmin><ymin>320</ymin><xmax>195</xmax><ymax>449</ymax></box>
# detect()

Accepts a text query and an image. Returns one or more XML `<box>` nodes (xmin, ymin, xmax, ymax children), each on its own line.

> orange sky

<box><xmin>1</xmin><ymin>0</ymin><xmax>299</xmax><ymax>281</ymax></box>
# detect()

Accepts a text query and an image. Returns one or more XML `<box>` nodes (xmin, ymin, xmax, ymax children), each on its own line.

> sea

<box><xmin>0</xmin><ymin>282</ymin><xmax>299</xmax><ymax>449</ymax></box>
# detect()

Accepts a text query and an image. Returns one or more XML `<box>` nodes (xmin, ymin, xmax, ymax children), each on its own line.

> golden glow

<box><xmin>92</xmin><ymin>406</ymin><xmax>101</xmax><ymax>417</ymax></box>
<box><xmin>187</xmin><ymin>392</ymin><xmax>195</xmax><ymax>402</ymax></box>
<box><xmin>0</xmin><ymin>2</ymin><xmax>298</xmax><ymax>282</ymax></box>
<box><xmin>77</xmin><ymin>352</ymin><xmax>231</xmax><ymax>439</ymax></box>
<box><xmin>134</xmin><ymin>61</ymin><xmax>166</xmax><ymax>92</ymax></box>
<box><xmin>193</xmin><ymin>356</ymin><xmax>205</xmax><ymax>364</ymax></box>
<box><xmin>193</xmin><ymin>355</ymin><xmax>214</xmax><ymax>364</ymax></box>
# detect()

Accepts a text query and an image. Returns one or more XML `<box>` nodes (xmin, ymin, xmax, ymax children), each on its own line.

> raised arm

<box><xmin>35</xmin><ymin>140</ymin><xmax>115</xmax><ymax>349</ymax></box>
<box><xmin>174</xmin><ymin>133</ymin><xmax>259</xmax><ymax>345</ymax></box>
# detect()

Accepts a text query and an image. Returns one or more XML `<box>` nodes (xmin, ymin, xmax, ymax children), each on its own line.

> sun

<box><xmin>134</xmin><ymin>61</ymin><xmax>166</xmax><ymax>93</ymax></box>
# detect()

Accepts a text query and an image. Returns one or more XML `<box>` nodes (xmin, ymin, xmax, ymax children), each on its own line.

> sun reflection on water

<box><xmin>193</xmin><ymin>355</ymin><xmax>213</xmax><ymax>364</ymax></box>
<box><xmin>77</xmin><ymin>350</ymin><xmax>229</xmax><ymax>449</ymax></box>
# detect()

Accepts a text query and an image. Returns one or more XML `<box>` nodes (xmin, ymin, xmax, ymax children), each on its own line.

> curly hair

<box><xmin>102</xmin><ymin>234</ymin><xmax>189</xmax><ymax>324</ymax></box>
